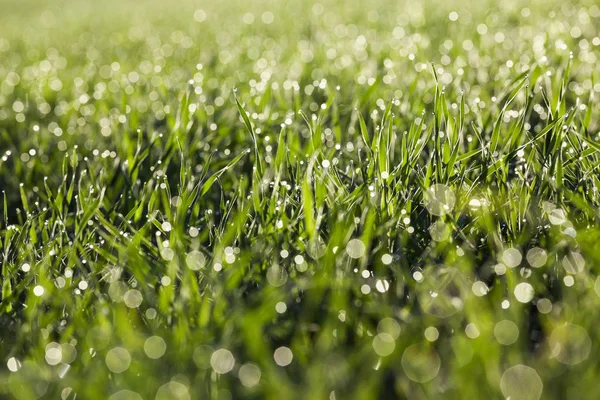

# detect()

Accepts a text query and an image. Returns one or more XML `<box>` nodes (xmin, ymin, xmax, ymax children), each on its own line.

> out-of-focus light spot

<box><xmin>346</xmin><ymin>239</ymin><xmax>365</xmax><ymax>259</ymax></box>
<box><xmin>514</xmin><ymin>283</ymin><xmax>534</xmax><ymax>303</ymax></box>
<box><xmin>401</xmin><ymin>344</ymin><xmax>441</xmax><ymax>383</ymax></box>
<box><xmin>500</xmin><ymin>365</ymin><xmax>543</xmax><ymax>400</ymax></box>
<box><xmin>273</xmin><ymin>347</ymin><xmax>293</xmax><ymax>366</ymax></box>
<box><xmin>238</xmin><ymin>363</ymin><xmax>261</xmax><ymax>387</ymax></box>
<box><xmin>144</xmin><ymin>336</ymin><xmax>167</xmax><ymax>359</ymax></box>
<box><xmin>494</xmin><ymin>320</ymin><xmax>519</xmax><ymax>345</ymax></box>
<box><xmin>372</xmin><ymin>333</ymin><xmax>395</xmax><ymax>356</ymax></box>
<box><xmin>211</xmin><ymin>349</ymin><xmax>235</xmax><ymax>374</ymax></box>
<box><xmin>105</xmin><ymin>347</ymin><xmax>131</xmax><ymax>373</ymax></box>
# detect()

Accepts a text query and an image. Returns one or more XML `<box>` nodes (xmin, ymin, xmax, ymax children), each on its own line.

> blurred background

<box><xmin>1</xmin><ymin>0</ymin><xmax>599</xmax><ymax>399</ymax></box>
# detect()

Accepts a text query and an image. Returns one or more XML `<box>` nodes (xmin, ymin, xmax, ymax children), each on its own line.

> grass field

<box><xmin>1</xmin><ymin>0</ymin><xmax>600</xmax><ymax>398</ymax></box>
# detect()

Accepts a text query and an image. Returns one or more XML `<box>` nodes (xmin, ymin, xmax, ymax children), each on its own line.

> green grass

<box><xmin>1</xmin><ymin>0</ymin><xmax>600</xmax><ymax>398</ymax></box>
